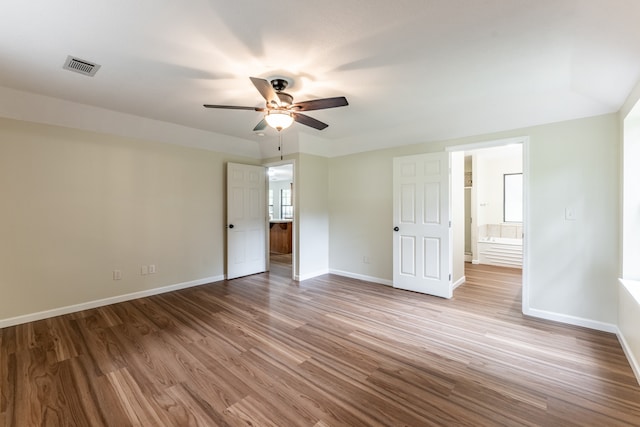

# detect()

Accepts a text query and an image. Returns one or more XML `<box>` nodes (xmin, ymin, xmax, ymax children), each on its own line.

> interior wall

<box><xmin>328</xmin><ymin>150</ymin><xmax>394</xmax><ymax>282</ymax></box>
<box><xmin>295</xmin><ymin>153</ymin><xmax>330</xmax><ymax>280</ymax></box>
<box><xmin>328</xmin><ymin>113</ymin><xmax>620</xmax><ymax>328</ymax></box>
<box><xmin>474</xmin><ymin>145</ymin><xmax>523</xmax><ymax>228</ymax></box>
<box><xmin>0</xmin><ymin>117</ymin><xmax>257</xmax><ymax>323</ymax></box>
<box><xmin>451</xmin><ymin>151</ymin><xmax>465</xmax><ymax>285</ymax></box>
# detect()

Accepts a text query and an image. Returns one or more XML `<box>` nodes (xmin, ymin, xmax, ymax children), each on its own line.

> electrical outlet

<box><xmin>148</xmin><ymin>264</ymin><xmax>156</xmax><ymax>274</ymax></box>
<box><xmin>113</xmin><ymin>270</ymin><xmax>122</xmax><ymax>280</ymax></box>
<box><xmin>363</xmin><ymin>256</ymin><xmax>370</xmax><ymax>264</ymax></box>
<box><xmin>141</xmin><ymin>265</ymin><xmax>148</xmax><ymax>275</ymax></box>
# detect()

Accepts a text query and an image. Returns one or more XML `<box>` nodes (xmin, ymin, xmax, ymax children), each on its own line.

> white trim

<box><xmin>617</xmin><ymin>327</ymin><xmax>640</xmax><ymax>385</ymax></box>
<box><xmin>471</xmin><ymin>259</ymin><xmax>480</xmax><ymax>265</ymax></box>
<box><xmin>521</xmin><ymin>137</ymin><xmax>531</xmax><ymax>316</ymax></box>
<box><xmin>452</xmin><ymin>275</ymin><xmax>466</xmax><ymax>290</ymax></box>
<box><xmin>523</xmin><ymin>307</ymin><xmax>618</xmax><ymax>334</ymax></box>
<box><xmin>618</xmin><ymin>278</ymin><xmax>640</xmax><ymax>385</ymax></box>
<box><xmin>329</xmin><ymin>269</ymin><xmax>393</xmax><ymax>286</ymax></box>
<box><xmin>446</xmin><ymin>137</ymin><xmax>527</xmax><ymax>153</ymax></box>
<box><xmin>0</xmin><ymin>275</ymin><xmax>224</xmax><ymax>329</ymax></box>
<box><xmin>620</xmin><ymin>279</ymin><xmax>640</xmax><ymax>303</ymax></box>
<box><xmin>296</xmin><ymin>269</ymin><xmax>330</xmax><ymax>282</ymax></box>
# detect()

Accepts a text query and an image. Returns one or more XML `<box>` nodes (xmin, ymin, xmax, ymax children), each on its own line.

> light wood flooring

<box><xmin>1</xmin><ymin>264</ymin><xmax>639</xmax><ymax>426</ymax></box>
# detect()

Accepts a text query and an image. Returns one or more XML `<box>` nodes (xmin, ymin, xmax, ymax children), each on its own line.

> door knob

<box><xmin>393</xmin><ymin>226</ymin><xmax>399</xmax><ymax>232</ymax></box>
<box><xmin>228</xmin><ymin>224</ymin><xmax>235</xmax><ymax>229</ymax></box>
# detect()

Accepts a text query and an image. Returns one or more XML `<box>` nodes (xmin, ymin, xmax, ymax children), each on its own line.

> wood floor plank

<box><xmin>106</xmin><ymin>367</ymin><xmax>176</xmax><ymax>426</ymax></box>
<box><xmin>2</xmin><ymin>263</ymin><xmax>640</xmax><ymax>426</ymax></box>
<box><xmin>155</xmin><ymin>383</ymin><xmax>229</xmax><ymax>427</ymax></box>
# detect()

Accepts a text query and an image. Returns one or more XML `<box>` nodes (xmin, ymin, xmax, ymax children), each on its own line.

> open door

<box><xmin>393</xmin><ymin>152</ymin><xmax>452</xmax><ymax>298</ymax></box>
<box><xmin>227</xmin><ymin>162</ymin><xmax>267</xmax><ymax>279</ymax></box>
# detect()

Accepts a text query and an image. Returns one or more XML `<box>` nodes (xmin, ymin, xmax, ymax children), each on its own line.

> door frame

<box><xmin>446</xmin><ymin>136</ymin><xmax>530</xmax><ymax>313</ymax></box>
<box><xmin>264</xmin><ymin>159</ymin><xmax>297</xmax><ymax>280</ymax></box>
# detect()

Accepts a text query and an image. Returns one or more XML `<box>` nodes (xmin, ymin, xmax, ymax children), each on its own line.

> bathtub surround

<box><xmin>475</xmin><ymin>223</ymin><xmax>524</xmax><ymax>267</ymax></box>
<box><xmin>479</xmin><ymin>223</ymin><xmax>524</xmax><ymax>240</ymax></box>
<box><xmin>477</xmin><ymin>237</ymin><xmax>523</xmax><ymax>268</ymax></box>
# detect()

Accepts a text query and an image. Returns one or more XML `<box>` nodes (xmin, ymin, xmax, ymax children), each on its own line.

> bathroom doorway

<box><xmin>267</xmin><ymin>163</ymin><xmax>294</xmax><ymax>279</ymax></box>
<box><xmin>449</xmin><ymin>138</ymin><xmax>527</xmax><ymax>306</ymax></box>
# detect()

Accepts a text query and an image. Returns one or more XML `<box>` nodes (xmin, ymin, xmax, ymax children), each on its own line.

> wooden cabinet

<box><xmin>270</xmin><ymin>221</ymin><xmax>292</xmax><ymax>254</ymax></box>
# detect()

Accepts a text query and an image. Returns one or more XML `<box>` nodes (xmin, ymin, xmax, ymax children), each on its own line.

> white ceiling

<box><xmin>2</xmin><ymin>1</ymin><xmax>640</xmax><ymax>158</ymax></box>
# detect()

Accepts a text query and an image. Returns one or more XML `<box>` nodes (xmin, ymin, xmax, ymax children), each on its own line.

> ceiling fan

<box><xmin>204</xmin><ymin>77</ymin><xmax>348</xmax><ymax>131</ymax></box>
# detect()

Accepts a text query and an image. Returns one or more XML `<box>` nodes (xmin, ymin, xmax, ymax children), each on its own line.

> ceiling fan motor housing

<box><xmin>276</xmin><ymin>92</ymin><xmax>293</xmax><ymax>106</ymax></box>
<box><xmin>270</xmin><ymin>79</ymin><xmax>293</xmax><ymax>106</ymax></box>
<box><xmin>271</xmin><ymin>78</ymin><xmax>288</xmax><ymax>91</ymax></box>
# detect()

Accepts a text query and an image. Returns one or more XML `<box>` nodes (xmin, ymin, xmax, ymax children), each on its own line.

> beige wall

<box><xmin>328</xmin><ymin>150</ymin><xmax>395</xmax><ymax>282</ymax></box>
<box><xmin>295</xmin><ymin>153</ymin><xmax>330</xmax><ymax>279</ymax></box>
<box><xmin>0</xmin><ymin>117</ymin><xmax>256</xmax><ymax>322</ymax></box>
<box><xmin>328</xmin><ymin>113</ymin><xmax>620</xmax><ymax>327</ymax></box>
<box><xmin>0</xmin><ymin>111</ymin><xmax>624</xmax><ymax>335</ymax></box>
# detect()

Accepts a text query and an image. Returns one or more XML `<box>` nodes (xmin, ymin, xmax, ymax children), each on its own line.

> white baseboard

<box><xmin>0</xmin><ymin>275</ymin><xmax>225</xmax><ymax>329</ymax></box>
<box><xmin>617</xmin><ymin>328</ymin><xmax>640</xmax><ymax>386</ymax></box>
<box><xmin>471</xmin><ymin>259</ymin><xmax>480</xmax><ymax>265</ymax></box>
<box><xmin>453</xmin><ymin>275</ymin><xmax>466</xmax><ymax>290</ymax></box>
<box><xmin>295</xmin><ymin>269</ymin><xmax>329</xmax><ymax>281</ymax></box>
<box><xmin>329</xmin><ymin>269</ymin><xmax>393</xmax><ymax>287</ymax></box>
<box><xmin>523</xmin><ymin>306</ymin><xmax>618</xmax><ymax>334</ymax></box>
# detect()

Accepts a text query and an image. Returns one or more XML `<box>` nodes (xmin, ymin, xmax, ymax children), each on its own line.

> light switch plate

<box><xmin>565</xmin><ymin>207</ymin><xmax>577</xmax><ymax>221</ymax></box>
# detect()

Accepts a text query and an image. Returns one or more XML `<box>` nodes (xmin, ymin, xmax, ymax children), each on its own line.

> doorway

<box><xmin>267</xmin><ymin>163</ymin><xmax>294</xmax><ymax>279</ymax></box>
<box><xmin>451</xmin><ymin>138</ymin><xmax>526</xmax><ymax>306</ymax></box>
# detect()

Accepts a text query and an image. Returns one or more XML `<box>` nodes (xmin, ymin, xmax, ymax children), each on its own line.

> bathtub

<box><xmin>477</xmin><ymin>237</ymin><xmax>523</xmax><ymax>267</ymax></box>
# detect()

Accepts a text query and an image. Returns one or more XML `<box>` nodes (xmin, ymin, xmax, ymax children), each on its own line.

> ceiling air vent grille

<box><xmin>63</xmin><ymin>55</ymin><xmax>101</xmax><ymax>77</ymax></box>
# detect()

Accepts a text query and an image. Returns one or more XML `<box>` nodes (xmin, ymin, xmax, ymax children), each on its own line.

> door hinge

<box><xmin>449</xmin><ymin>220</ymin><xmax>451</xmax><ymax>227</ymax></box>
<box><xmin>449</xmin><ymin>273</ymin><xmax>452</xmax><ymax>281</ymax></box>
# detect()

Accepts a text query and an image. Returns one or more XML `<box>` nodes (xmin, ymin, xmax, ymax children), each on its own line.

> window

<box><xmin>504</xmin><ymin>173</ymin><xmax>523</xmax><ymax>222</ymax></box>
<box><xmin>281</xmin><ymin>188</ymin><xmax>293</xmax><ymax>219</ymax></box>
<box><xmin>268</xmin><ymin>189</ymin><xmax>274</xmax><ymax>219</ymax></box>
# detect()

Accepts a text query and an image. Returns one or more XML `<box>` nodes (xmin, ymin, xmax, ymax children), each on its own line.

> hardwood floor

<box><xmin>269</xmin><ymin>252</ymin><xmax>292</xmax><ymax>279</ymax></box>
<box><xmin>1</xmin><ymin>264</ymin><xmax>639</xmax><ymax>426</ymax></box>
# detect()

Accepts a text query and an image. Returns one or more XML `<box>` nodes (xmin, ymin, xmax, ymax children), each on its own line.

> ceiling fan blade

<box><xmin>292</xmin><ymin>113</ymin><xmax>329</xmax><ymax>130</ymax></box>
<box><xmin>253</xmin><ymin>119</ymin><xmax>267</xmax><ymax>132</ymax></box>
<box><xmin>250</xmin><ymin>77</ymin><xmax>281</xmax><ymax>107</ymax></box>
<box><xmin>291</xmin><ymin>96</ymin><xmax>348</xmax><ymax>112</ymax></box>
<box><xmin>203</xmin><ymin>104</ymin><xmax>264</xmax><ymax>111</ymax></box>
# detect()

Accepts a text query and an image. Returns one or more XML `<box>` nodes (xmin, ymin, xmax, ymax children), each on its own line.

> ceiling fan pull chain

<box><xmin>279</xmin><ymin>132</ymin><xmax>283</xmax><ymax>161</ymax></box>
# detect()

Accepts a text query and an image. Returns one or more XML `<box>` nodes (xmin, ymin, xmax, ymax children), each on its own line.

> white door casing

<box><xmin>227</xmin><ymin>162</ymin><xmax>267</xmax><ymax>279</ymax></box>
<box><xmin>393</xmin><ymin>152</ymin><xmax>452</xmax><ymax>298</ymax></box>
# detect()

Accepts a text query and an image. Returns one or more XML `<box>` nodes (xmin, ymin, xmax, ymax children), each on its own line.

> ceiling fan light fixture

<box><xmin>265</xmin><ymin>110</ymin><xmax>294</xmax><ymax>130</ymax></box>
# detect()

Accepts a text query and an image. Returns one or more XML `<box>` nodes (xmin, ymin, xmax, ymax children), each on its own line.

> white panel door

<box><xmin>393</xmin><ymin>152</ymin><xmax>452</xmax><ymax>298</ymax></box>
<box><xmin>227</xmin><ymin>163</ymin><xmax>267</xmax><ymax>279</ymax></box>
